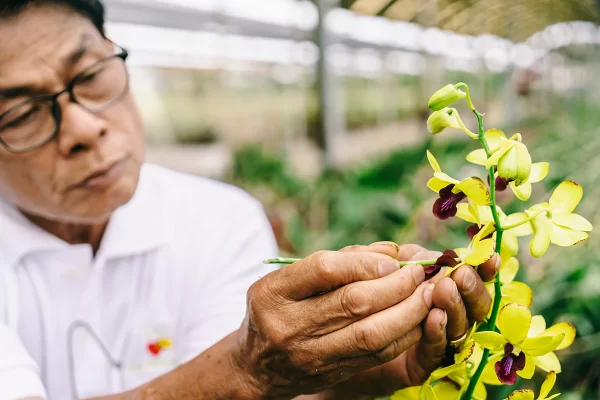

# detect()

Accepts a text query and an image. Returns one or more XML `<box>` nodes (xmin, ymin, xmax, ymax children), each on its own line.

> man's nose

<box><xmin>56</xmin><ymin>96</ymin><xmax>108</xmax><ymax>156</ymax></box>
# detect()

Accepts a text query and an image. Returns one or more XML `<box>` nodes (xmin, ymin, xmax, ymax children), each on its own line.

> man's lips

<box><xmin>70</xmin><ymin>157</ymin><xmax>127</xmax><ymax>190</ymax></box>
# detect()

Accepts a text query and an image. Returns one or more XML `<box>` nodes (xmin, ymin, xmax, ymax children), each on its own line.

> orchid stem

<box><xmin>461</xmin><ymin>105</ymin><xmax>504</xmax><ymax>400</ymax></box>
<box><xmin>263</xmin><ymin>257</ymin><xmax>461</xmax><ymax>266</ymax></box>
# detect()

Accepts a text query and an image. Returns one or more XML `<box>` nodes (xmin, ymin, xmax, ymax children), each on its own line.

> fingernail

<box><xmin>411</xmin><ymin>264</ymin><xmax>425</xmax><ymax>284</ymax></box>
<box><xmin>495</xmin><ymin>256</ymin><xmax>502</xmax><ymax>272</ymax></box>
<box><xmin>378</xmin><ymin>260</ymin><xmax>399</xmax><ymax>277</ymax></box>
<box><xmin>452</xmin><ymin>284</ymin><xmax>461</xmax><ymax>304</ymax></box>
<box><xmin>463</xmin><ymin>271</ymin><xmax>477</xmax><ymax>293</ymax></box>
<box><xmin>441</xmin><ymin>312</ymin><xmax>448</xmax><ymax>330</ymax></box>
<box><xmin>423</xmin><ymin>284</ymin><xmax>434</xmax><ymax>308</ymax></box>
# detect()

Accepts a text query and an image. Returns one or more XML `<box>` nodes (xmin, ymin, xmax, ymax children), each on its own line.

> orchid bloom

<box><xmin>505</xmin><ymin>371</ymin><xmax>560</xmax><ymax>400</ymax></box>
<box><xmin>528</xmin><ymin>181</ymin><xmax>592</xmax><ymax>258</ymax></box>
<box><xmin>455</xmin><ymin>204</ymin><xmax>532</xmax><ymax>259</ymax></box>
<box><xmin>475</xmin><ymin>304</ymin><xmax>575</xmax><ymax>385</ymax></box>
<box><xmin>450</xmin><ymin>222</ymin><xmax>496</xmax><ymax>276</ymax></box>
<box><xmin>427</xmin><ymin>151</ymin><xmax>490</xmax><ymax>220</ymax></box>
<box><xmin>466</xmin><ymin>129</ymin><xmax>533</xmax><ymax>187</ymax></box>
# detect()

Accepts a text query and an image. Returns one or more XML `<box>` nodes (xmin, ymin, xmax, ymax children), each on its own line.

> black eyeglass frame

<box><xmin>0</xmin><ymin>41</ymin><xmax>130</xmax><ymax>154</ymax></box>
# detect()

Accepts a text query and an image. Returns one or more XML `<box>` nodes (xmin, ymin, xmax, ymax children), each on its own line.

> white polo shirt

<box><xmin>0</xmin><ymin>164</ymin><xmax>279</xmax><ymax>400</ymax></box>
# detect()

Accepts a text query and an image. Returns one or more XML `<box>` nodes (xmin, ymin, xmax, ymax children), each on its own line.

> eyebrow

<box><xmin>0</xmin><ymin>34</ymin><xmax>93</xmax><ymax>101</ymax></box>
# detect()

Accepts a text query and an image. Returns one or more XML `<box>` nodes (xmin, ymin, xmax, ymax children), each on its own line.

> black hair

<box><xmin>0</xmin><ymin>0</ymin><xmax>105</xmax><ymax>35</ymax></box>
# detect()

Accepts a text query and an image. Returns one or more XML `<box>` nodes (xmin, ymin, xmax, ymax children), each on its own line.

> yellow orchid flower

<box><xmin>428</xmin><ymin>84</ymin><xmax>467</xmax><ymax>111</ymax></box>
<box><xmin>508</xmin><ymin>162</ymin><xmax>550</xmax><ymax>201</ymax></box>
<box><xmin>456</xmin><ymin>204</ymin><xmax>532</xmax><ymax>258</ymax></box>
<box><xmin>505</xmin><ymin>371</ymin><xmax>560</xmax><ymax>400</ymax></box>
<box><xmin>427</xmin><ymin>151</ymin><xmax>490</xmax><ymax>221</ymax></box>
<box><xmin>451</xmin><ymin>222</ymin><xmax>496</xmax><ymax>276</ymax></box>
<box><xmin>475</xmin><ymin>304</ymin><xmax>575</xmax><ymax>385</ymax></box>
<box><xmin>466</xmin><ymin>129</ymin><xmax>532</xmax><ymax>187</ymax></box>
<box><xmin>527</xmin><ymin>181</ymin><xmax>593</xmax><ymax>258</ymax></box>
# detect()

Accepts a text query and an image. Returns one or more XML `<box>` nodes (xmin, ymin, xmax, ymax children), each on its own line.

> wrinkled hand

<box><xmin>234</xmin><ymin>244</ymin><xmax>435</xmax><ymax>400</ymax></box>
<box><xmin>322</xmin><ymin>242</ymin><xmax>499</xmax><ymax>398</ymax></box>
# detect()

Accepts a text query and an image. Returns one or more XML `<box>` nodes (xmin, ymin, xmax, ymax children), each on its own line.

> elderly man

<box><xmin>0</xmin><ymin>1</ymin><xmax>498</xmax><ymax>399</ymax></box>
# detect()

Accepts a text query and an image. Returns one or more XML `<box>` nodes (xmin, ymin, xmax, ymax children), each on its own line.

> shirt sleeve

<box><xmin>176</xmin><ymin>196</ymin><xmax>280</xmax><ymax>362</ymax></box>
<box><xmin>0</xmin><ymin>324</ymin><xmax>46</xmax><ymax>400</ymax></box>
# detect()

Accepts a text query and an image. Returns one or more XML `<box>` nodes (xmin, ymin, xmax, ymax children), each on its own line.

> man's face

<box><xmin>0</xmin><ymin>4</ymin><xmax>145</xmax><ymax>223</ymax></box>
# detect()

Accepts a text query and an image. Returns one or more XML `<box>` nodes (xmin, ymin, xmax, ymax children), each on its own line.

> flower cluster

<box><xmin>392</xmin><ymin>83</ymin><xmax>592</xmax><ymax>400</ymax></box>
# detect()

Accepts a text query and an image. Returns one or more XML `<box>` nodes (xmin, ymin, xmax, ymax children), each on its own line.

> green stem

<box><xmin>461</xmin><ymin>108</ymin><xmax>504</xmax><ymax>400</ymax></box>
<box><xmin>455</xmin><ymin>82</ymin><xmax>475</xmax><ymax>111</ymax></box>
<box><xmin>263</xmin><ymin>257</ymin><xmax>461</xmax><ymax>266</ymax></box>
<box><xmin>502</xmin><ymin>209</ymin><xmax>546</xmax><ymax>231</ymax></box>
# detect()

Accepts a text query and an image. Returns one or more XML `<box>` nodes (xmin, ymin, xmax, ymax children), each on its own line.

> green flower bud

<box><xmin>427</xmin><ymin>108</ymin><xmax>462</xmax><ymax>134</ymax></box>
<box><xmin>498</xmin><ymin>141</ymin><xmax>532</xmax><ymax>187</ymax></box>
<box><xmin>428</xmin><ymin>84</ymin><xmax>467</xmax><ymax>111</ymax></box>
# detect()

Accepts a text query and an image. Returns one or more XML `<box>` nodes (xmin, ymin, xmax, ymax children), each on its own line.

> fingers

<box><xmin>305</xmin><ymin>263</ymin><xmax>426</xmax><ymax>334</ymax></box>
<box><xmin>320</xmin><ymin>283</ymin><xmax>434</xmax><ymax>359</ymax></box>
<box><xmin>432</xmin><ymin>277</ymin><xmax>468</xmax><ymax>341</ymax></box>
<box><xmin>451</xmin><ymin>265</ymin><xmax>492</xmax><ymax>323</ymax></box>
<box><xmin>477</xmin><ymin>253</ymin><xmax>501</xmax><ymax>282</ymax></box>
<box><xmin>340</xmin><ymin>242</ymin><xmax>428</xmax><ymax>262</ymax></box>
<box><xmin>335</xmin><ymin>327</ymin><xmax>423</xmax><ymax>375</ymax></box>
<box><xmin>272</xmin><ymin>251</ymin><xmax>400</xmax><ymax>301</ymax></box>
<box><xmin>414</xmin><ymin>309</ymin><xmax>448</xmax><ymax>376</ymax></box>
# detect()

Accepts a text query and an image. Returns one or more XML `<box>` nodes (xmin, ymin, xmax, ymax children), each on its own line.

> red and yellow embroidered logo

<box><xmin>147</xmin><ymin>338</ymin><xmax>172</xmax><ymax>356</ymax></box>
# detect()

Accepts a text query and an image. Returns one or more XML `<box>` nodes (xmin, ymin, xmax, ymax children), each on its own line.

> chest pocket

<box><xmin>120</xmin><ymin>313</ymin><xmax>180</xmax><ymax>390</ymax></box>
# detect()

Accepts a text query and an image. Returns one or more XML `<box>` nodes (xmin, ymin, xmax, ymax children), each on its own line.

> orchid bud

<box><xmin>427</xmin><ymin>108</ymin><xmax>462</xmax><ymax>134</ymax></box>
<box><xmin>498</xmin><ymin>141</ymin><xmax>532</xmax><ymax>187</ymax></box>
<box><xmin>428</xmin><ymin>84</ymin><xmax>467</xmax><ymax>111</ymax></box>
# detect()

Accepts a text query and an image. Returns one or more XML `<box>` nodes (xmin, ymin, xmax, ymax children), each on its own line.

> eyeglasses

<box><xmin>0</xmin><ymin>41</ymin><xmax>129</xmax><ymax>153</ymax></box>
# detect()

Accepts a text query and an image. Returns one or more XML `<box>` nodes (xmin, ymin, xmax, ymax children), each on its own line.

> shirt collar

<box><xmin>0</xmin><ymin>164</ymin><xmax>173</xmax><ymax>268</ymax></box>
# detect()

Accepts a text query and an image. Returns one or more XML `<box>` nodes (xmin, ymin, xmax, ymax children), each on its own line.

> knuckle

<box><xmin>371</xmin><ymin>342</ymin><xmax>399</xmax><ymax>364</ymax></box>
<box><xmin>354</xmin><ymin>321</ymin><xmax>387</xmax><ymax>352</ymax></box>
<box><xmin>340</xmin><ymin>285</ymin><xmax>374</xmax><ymax>319</ymax></box>
<box><xmin>313</xmin><ymin>250</ymin><xmax>337</xmax><ymax>281</ymax></box>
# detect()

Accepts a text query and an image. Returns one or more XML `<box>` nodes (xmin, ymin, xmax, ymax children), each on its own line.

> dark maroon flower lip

<box><xmin>433</xmin><ymin>184</ymin><xmax>467</xmax><ymax>220</ymax></box>
<box><xmin>425</xmin><ymin>249</ymin><xmax>460</xmax><ymax>279</ymax></box>
<box><xmin>495</xmin><ymin>343</ymin><xmax>526</xmax><ymax>385</ymax></box>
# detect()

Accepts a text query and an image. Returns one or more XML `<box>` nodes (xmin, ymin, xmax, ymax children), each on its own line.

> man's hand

<box><xmin>318</xmin><ymin>243</ymin><xmax>499</xmax><ymax>398</ymax></box>
<box><xmin>233</xmin><ymin>244</ymin><xmax>435</xmax><ymax>400</ymax></box>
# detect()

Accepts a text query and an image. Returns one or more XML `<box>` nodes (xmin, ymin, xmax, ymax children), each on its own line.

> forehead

<box><xmin>0</xmin><ymin>4</ymin><xmax>104</xmax><ymax>89</ymax></box>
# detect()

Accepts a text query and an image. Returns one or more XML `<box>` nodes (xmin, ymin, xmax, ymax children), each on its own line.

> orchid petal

<box><xmin>466</xmin><ymin>149</ymin><xmax>489</xmax><ymax>166</ymax></box>
<box><xmin>390</xmin><ymin>386</ymin><xmax>421</xmax><ymax>400</ymax></box>
<box><xmin>498</xmin><ymin>141</ymin><xmax>532</xmax><ymax>187</ymax></box>
<box><xmin>542</xmin><ymin>322</ymin><xmax>576</xmax><ymax>350</ymax></box>
<box><xmin>501</xmin><ymin>232</ymin><xmax>519</xmax><ymax>258</ymax></box>
<box><xmin>510</xmin><ymin>181</ymin><xmax>532</xmax><ymax>201</ymax></box>
<box><xmin>430</xmin><ymin>363</ymin><xmax>465</xmax><ymax>381</ymax></box>
<box><xmin>539</xmin><ymin>371</ymin><xmax>557</xmax><ymax>400</ymax></box>
<box><xmin>434</xmin><ymin>172</ymin><xmax>460</xmax><ymax>185</ymax></box>
<box><xmin>465</xmin><ymin>238</ymin><xmax>495</xmax><ymax>266</ymax></box>
<box><xmin>485</xmin><ymin>129</ymin><xmax>508</xmax><ymax>151</ymax></box>
<box><xmin>549</xmin><ymin>181</ymin><xmax>583</xmax><ymax>213</ymax></box>
<box><xmin>427</xmin><ymin>177</ymin><xmax>450</xmax><ymax>193</ymax></box>
<box><xmin>520</xmin><ymin>334</ymin><xmax>564</xmax><ymax>356</ymax></box>
<box><xmin>550</xmin><ymin>225</ymin><xmax>589</xmax><ymax>247</ymax></box>
<box><xmin>474</xmin><ymin>331</ymin><xmax>507</xmax><ymax>351</ymax></box>
<box><xmin>481</xmin><ymin>354</ymin><xmax>503</xmax><ymax>385</ymax></box>
<box><xmin>474</xmin><ymin>381</ymin><xmax>487</xmax><ymax>400</ymax></box>
<box><xmin>507</xmin><ymin>390</ymin><xmax>535</xmax><ymax>400</ymax></box>
<box><xmin>528</xmin><ymin>315</ymin><xmax>547</xmax><ymax>337</ymax></box>
<box><xmin>498</xmin><ymin>303</ymin><xmax>531</xmax><ymax>344</ymax></box>
<box><xmin>552</xmin><ymin>212</ymin><xmax>593</xmax><ymax>232</ymax></box>
<box><xmin>529</xmin><ymin>213</ymin><xmax>552</xmax><ymax>258</ymax></box>
<box><xmin>503</xmin><ymin>281</ymin><xmax>533</xmax><ymax>307</ymax></box>
<box><xmin>456</xmin><ymin>177</ymin><xmax>490</xmax><ymax>206</ymax></box>
<box><xmin>420</xmin><ymin>384</ymin><xmax>438</xmax><ymax>400</ymax></box>
<box><xmin>529</xmin><ymin>162</ymin><xmax>550</xmax><ymax>183</ymax></box>
<box><xmin>517</xmin><ymin>353</ymin><xmax>535</xmax><ymax>379</ymax></box>
<box><xmin>456</xmin><ymin>203</ymin><xmax>477</xmax><ymax>223</ymax></box>
<box><xmin>534</xmin><ymin>352</ymin><xmax>562</xmax><ymax>373</ymax></box>
<box><xmin>427</xmin><ymin>150</ymin><xmax>441</xmax><ymax>173</ymax></box>
<box><xmin>500</xmin><ymin>257</ymin><xmax>519</xmax><ymax>284</ymax></box>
